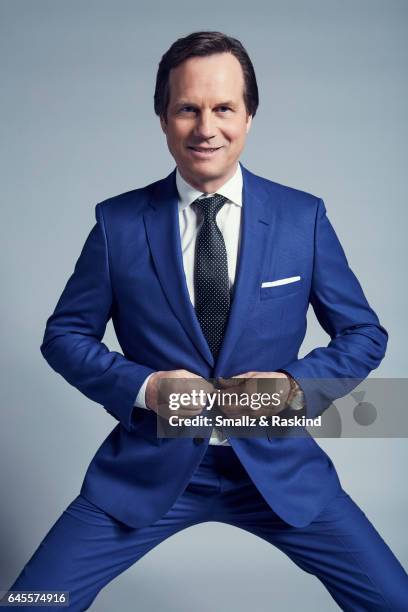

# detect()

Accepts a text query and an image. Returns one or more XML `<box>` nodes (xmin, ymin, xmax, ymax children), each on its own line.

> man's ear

<box><xmin>160</xmin><ymin>114</ymin><xmax>167</xmax><ymax>134</ymax></box>
<box><xmin>246</xmin><ymin>114</ymin><xmax>253</xmax><ymax>134</ymax></box>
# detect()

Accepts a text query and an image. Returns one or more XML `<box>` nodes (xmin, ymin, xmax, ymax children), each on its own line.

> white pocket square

<box><xmin>261</xmin><ymin>276</ymin><xmax>301</xmax><ymax>288</ymax></box>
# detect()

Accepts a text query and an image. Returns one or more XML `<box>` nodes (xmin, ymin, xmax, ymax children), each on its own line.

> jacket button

<box><xmin>194</xmin><ymin>437</ymin><xmax>204</xmax><ymax>445</ymax></box>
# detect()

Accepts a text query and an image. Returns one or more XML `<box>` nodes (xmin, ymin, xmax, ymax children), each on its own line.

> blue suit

<box><xmin>9</xmin><ymin>164</ymin><xmax>408</xmax><ymax>610</ymax></box>
<box><xmin>39</xmin><ymin>163</ymin><xmax>386</xmax><ymax>528</ymax></box>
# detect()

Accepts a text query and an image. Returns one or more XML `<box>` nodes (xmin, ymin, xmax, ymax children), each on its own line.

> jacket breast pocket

<box><xmin>260</xmin><ymin>276</ymin><xmax>303</xmax><ymax>300</ymax></box>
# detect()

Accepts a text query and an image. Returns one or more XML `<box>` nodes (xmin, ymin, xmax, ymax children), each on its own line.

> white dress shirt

<box><xmin>135</xmin><ymin>163</ymin><xmax>244</xmax><ymax>445</ymax></box>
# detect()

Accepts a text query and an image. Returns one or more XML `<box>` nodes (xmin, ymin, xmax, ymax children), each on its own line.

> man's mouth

<box><xmin>187</xmin><ymin>146</ymin><xmax>223</xmax><ymax>156</ymax></box>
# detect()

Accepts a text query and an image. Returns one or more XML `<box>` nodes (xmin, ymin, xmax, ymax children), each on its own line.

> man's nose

<box><xmin>194</xmin><ymin>111</ymin><xmax>216</xmax><ymax>140</ymax></box>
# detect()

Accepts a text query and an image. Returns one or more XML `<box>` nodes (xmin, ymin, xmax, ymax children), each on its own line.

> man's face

<box><xmin>160</xmin><ymin>52</ymin><xmax>252</xmax><ymax>192</ymax></box>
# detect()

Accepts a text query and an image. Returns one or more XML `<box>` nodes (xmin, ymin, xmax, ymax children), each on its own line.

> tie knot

<box><xmin>194</xmin><ymin>194</ymin><xmax>228</xmax><ymax>221</ymax></box>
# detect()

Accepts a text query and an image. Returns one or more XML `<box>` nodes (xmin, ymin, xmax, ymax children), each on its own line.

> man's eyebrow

<box><xmin>215</xmin><ymin>100</ymin><xmax>236</xmax><ymax>107</ymax></box>
<box><xmin>173</xmin><ymin>100</ymin><xmax>237</xmax><ymax>108</ymax></box>
<box><xmin>173</xmin><ymin>100</ymin><xmax>197</xmax><ymax>107</ymax></box>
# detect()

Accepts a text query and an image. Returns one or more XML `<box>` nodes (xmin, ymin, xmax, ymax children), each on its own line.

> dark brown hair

<box><xmin>154</xmin><ymin>31</ymin><xmax>259</xmax><ymax>120</ymax></box>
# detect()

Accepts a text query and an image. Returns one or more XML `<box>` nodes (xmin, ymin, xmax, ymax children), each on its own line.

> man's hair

<box><xmin>154</xmin><ymin>31</ymin><xmax>259</xmax><ymax>120</ymax></box>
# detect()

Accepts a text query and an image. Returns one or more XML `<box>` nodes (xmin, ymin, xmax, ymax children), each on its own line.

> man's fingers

<box><xmin>216</xmin><ymin>376</ymin><xmax>246</xmax><ymax>388</ymax></box>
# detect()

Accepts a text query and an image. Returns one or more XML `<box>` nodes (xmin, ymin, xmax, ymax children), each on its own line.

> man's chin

<box><xmin>181</xmin><ymin>160</ymin><xmax>235</xmax><ymax>182</ymax></box>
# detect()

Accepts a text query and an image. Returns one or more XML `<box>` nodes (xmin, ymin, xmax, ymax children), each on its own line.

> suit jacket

<box><xmin>40</xmin><ymin>163</ymin><xmax>388</xmax><ymax>528</ymax></box>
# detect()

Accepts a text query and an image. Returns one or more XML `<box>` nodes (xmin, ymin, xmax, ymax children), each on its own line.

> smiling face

<box><xmin>160</xmin><ymin>52</ymin><xmax>252</xmax><ymax>193</ymax></box>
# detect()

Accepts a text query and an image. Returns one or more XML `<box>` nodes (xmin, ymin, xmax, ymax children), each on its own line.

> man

<box><xmin>8</xmin><ymin>31</ymin><xmax>408</xmax><ymax>610</ymax></box>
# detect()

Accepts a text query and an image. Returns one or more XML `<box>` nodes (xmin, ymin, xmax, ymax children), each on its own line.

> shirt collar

<box><xmin>176</xmin><ymin>163</ymin><xmax>243</xmax><ymax>212</ymax></box>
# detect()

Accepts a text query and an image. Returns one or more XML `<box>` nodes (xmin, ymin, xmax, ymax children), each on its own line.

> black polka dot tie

<box><xmin>193</xmin><ymin>194</ymin><xmax>230</xmax><ymax>359</ymax></box>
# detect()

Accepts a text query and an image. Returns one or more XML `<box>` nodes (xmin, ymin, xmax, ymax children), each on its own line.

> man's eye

<box><xmin>217</xmin><ymin>106</ymin><xmax>231</xmax><ymax>112</ymax></box>
<box><xmin>179</xmin><ymin>106</ymin><xmax>196</xmax><ymax>113</ymax></box>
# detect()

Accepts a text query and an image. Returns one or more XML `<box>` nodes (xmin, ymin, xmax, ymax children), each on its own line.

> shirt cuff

<box><xmin>134</xmin><ymin>372</ymin><xmax>156</xmax><ymax>409</ymax></box>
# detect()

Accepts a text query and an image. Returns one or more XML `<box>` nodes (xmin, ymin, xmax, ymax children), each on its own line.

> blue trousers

<box><xmin>9</xmin><ymin>445</ymin><xmax>408</xmax><ymax>611</ymax></box>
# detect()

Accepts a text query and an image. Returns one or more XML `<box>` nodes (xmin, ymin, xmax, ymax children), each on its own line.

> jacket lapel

<box><xmin>143</xmin><ymin>169</ymin><xmax>215</xmax><ymax>367</ymax></box>
<box><xmin>214</xmin><ymin>164</ymin><xmax>273</xmax><ymax>375</ymax></box>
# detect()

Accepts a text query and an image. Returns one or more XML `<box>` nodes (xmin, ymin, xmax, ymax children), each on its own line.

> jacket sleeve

<box><xmin>40</xmin><ymin>203</ymin><xmax>155</xmax><ymax>432</ymax></box>
<box><xmin>281</xmin><ymin>198</ymin><xmax>388</xmax><ymax>418</ymax></box>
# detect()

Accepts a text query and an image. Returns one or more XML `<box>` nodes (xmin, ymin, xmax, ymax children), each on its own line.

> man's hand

<box><xmin>145</xmin><ymin>369</ymin><xmax>215</xmax><ymax>421</ymax></box>
<box><xmin>216</xmin><ymin>371</ymin><xmax>295</xmax><ymax>418</ymax></box>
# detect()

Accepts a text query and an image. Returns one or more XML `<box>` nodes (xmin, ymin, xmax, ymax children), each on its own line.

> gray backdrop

<box><xmin>1</xmin><ymin>0</ymin><xmax>407</xmax><ymax>610</ymax></box>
